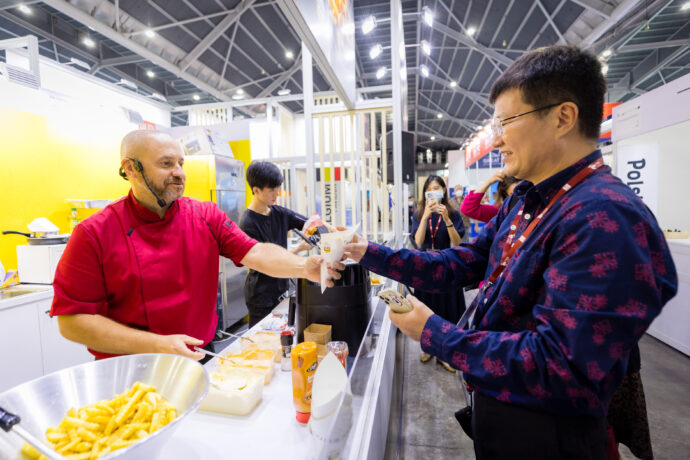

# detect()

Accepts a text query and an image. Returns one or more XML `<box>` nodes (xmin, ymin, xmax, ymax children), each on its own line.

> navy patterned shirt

<box><xmin>361</xmin><ymin>150</ymin><xmax>677</xmax><ymax>417</ymax></box>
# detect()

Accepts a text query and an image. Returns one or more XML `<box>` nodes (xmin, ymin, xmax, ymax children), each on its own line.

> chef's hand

<box><xmin>304</xmin><ymin>255</ymin><xmax>345</xmax><ymax>287</ymax></box>
<box><xmin>157</xmin><ymin>334</ymin><xmax>205</xmax><ymax>360</ymax></box>
<box><xmin>343</xmin><ymin>233</ymin><xmax>369</xmax><ymax>262</ymax></box>
<box><xmin>388</xmin><ymin>295</ymin><xmax>434</xmax><ymax>341</ymax></box>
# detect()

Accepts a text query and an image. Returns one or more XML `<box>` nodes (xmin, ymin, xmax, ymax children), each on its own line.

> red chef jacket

<box><xmin>51</xmin><ymin>190</ymin><xmax>258</xmax><ymax>359</ymax></box>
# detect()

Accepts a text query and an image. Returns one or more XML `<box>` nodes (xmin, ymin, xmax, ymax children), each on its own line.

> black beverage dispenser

<box><xmin>296</xmin><ymin>262</ymin><xmax>371</xmax><ymax>353</ymax></box>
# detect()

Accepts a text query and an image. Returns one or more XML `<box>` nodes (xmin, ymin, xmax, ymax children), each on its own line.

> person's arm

<box><xmin>344</xmin><ymin>215</ymin><xmax>497</xmax><ymax>293</ymax></box>
<box><xmin>460</xmin><ymin>191</ymin><xmax>499</xmax><ymax>223</ymax></box>
<box><xmin>50</xmin><ymin>223</ymin><xmax>205</xmax><ymax>360</ymax></box>
<box><xmin>391</xmin><ymin>198</ymin><xmax>678</xmax><ymax>412</ymax></box>
<box><xmin>58</xmin><ymin>314</ymin><xmax>204</xmax><ymax>360</ymax></box>
<box><xmin>436</xmin><ymin>203</ymin><xmax>461</xmax><ymax>246</ymax></box>
<box><xmin>240</xmin><ymin>242</ymin><xmax>341</xmax><ymax>286</ymax></box>
<box><xmin>414</xmin><ymin>201</ymin><xmax>433</xmax><ymax>247</ymax></box>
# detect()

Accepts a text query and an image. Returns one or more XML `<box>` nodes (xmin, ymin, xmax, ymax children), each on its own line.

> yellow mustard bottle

<box><xmin>291</xmin><ymin>341</ymin><xmax>318</xmax><ymax>424</ymax></box>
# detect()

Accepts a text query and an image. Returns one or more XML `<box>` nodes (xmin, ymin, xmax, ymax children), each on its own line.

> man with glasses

<box><xmin>345</xmin><ymin>45</ymin><xmax>677</xmax><ymax>459</ymax></box>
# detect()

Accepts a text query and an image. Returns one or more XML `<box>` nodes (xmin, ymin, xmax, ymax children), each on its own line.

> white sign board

<box><xmin>616</xmin><ymin>143</ymin><xmax>659</xmax><ymax>215</ymax></box>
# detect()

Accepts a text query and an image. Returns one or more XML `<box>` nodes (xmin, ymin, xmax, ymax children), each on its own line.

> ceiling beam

<box><xmin>617</xmin><ymin>39</ymin><xmax>690</xmax><ymax>53</ymax></box>
<box><xmin>99</xmin><ymin>55</ymin><xmax>147</xmax><ymax>67</ymax></box>
<box><xmin>432</xmin><ymin>21</ymin><xmax>513</xmax><ymax>67</ymax></box>
<box><xmin>579</xmin><ymin>0</ymin><xmax>639</xmax><ymax>47</ymax></box>
<box><xmin>41</xmin><ymin>0</ymin><xmax>233</xmax><ymax>102</ymax></box>
<box><xmin>178</xmin><ymin>0</ymin><xmax>253</xmax><ymax>71</ymax></box>
<box><xmin>568</xmin><ymin>0</ymin><xmax>614</xmax><ymax>19</ymax></box>
<box><xmin>255</xmin><ymin>56</ymin><xmax>302</xmax><ymax>97</ymax></box>
<box><xmin>535</xmin><ymin>0</ymin><xmax>568</xmax><ymax>44</ymax></box>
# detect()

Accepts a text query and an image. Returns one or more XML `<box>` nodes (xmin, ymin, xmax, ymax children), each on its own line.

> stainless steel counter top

<box><xmin>0</xmin><ymin>284</ymin><xmax>53</xmax><ymax>311</ymax></box>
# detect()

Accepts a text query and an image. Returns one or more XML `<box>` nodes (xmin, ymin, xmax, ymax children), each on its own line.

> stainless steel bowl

<box><xmin>0</xmin><ymin>353</ymin><xmax>209</xmax><ymax>459</ymax></box>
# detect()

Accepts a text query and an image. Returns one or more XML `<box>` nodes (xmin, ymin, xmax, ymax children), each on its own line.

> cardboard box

<box><xmin>304</xmin><ymin>323</ymin><xmax>332</xmax><ymax>345</ymax></box>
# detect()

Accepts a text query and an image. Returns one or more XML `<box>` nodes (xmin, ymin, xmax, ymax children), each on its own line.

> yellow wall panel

<box><xmin>229</xmin><ymin>140</ymin><xmax>252</xmax><ymax>208</ymax></box>
<box><xmin>0</xmin><ymin>107</ymin><xmax>131</xmax><ymax>269</ymax></box>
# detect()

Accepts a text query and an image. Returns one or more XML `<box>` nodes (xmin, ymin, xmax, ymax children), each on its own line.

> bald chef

<box><xmin>51</xmin><ymin>130</ymin><xmax>341</xmax><ymax>361</ymax></box>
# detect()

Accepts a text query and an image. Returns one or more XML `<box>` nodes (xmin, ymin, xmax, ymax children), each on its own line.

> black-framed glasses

<box><xmin>489</xmin><ymin>102</ymin><xmax>564</xmax><ymax>138</ymax></box>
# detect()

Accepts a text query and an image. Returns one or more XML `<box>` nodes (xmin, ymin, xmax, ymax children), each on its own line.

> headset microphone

<box><xmin>123</xmin><ymin>158</ymin><xmax>167</xmax><ymax>208</ymax></box>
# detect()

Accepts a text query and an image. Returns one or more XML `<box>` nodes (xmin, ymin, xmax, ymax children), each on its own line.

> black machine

<box><xmin>384</xmin><ymin>130</ymin><xmax>416</xmax><ymax>184</ymax></box>
<box><xmin>295</xmin><ymin>263</ymin><xmax>372</xmax><ymax>354</ymax></box>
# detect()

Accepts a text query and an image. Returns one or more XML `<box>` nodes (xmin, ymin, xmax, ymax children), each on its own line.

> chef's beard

<box><xmin>154</xmin><ymin>179</ymin><xmax>185</xmax><ymax>203</ymax></box>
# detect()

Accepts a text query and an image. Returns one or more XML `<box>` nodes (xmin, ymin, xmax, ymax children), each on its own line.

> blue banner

<box><xmin>475</xmin><ymin>150</ymin><xmax>503</xmax><ymax>169</ymax></box>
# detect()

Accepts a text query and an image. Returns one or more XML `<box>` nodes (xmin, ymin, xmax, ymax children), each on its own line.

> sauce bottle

<box><xmin>291</xmin><ymin>341</ymin><xmax>318</xmax><ymax>424</ymax></box>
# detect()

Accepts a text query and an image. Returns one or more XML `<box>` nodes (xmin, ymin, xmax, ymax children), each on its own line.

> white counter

<box><xmin>158</xmin><ymin>293</ymin><xmax>396</xmax><ymax>460</ymax></box>
<box><xmin>647</xmin><ymin>239</ymin><xmax>690</xmax><ymax>356</ymax></box>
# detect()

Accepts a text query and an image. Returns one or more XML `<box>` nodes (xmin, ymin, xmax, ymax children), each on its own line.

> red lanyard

<box><xmin>488</xmin><ymin>158</ymin><xmax>605</xmax><ymax>283</ymax></box>
<box><xmin>428</xmin><ymin>215</ymin><xmax>442</xmax><ymax>250</ymax></box>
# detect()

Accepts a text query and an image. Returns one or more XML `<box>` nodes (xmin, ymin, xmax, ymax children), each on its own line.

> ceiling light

<box><xmin>602</xmin><ymin>49</ymin><xmax>612</xmax><ymax>58</ymax></box>
<box><xmin>449</xmin><ymin>81</ymin><xmax>457</xmax><ymax>88</ymax></box>
<box><xmin>422</xmin><ymin>6</ymin><xmax>433</xmax><ymax>26</ymax></box>
<box><xmin>420</xmin><ymin>65</ymin><xmax>429</xmax><ymax>77</ymax></box>
<box><xmin>193</xmin><ymin>94</ymin><xmax>200</xmax><ymax>101</ymax></box>
<box><xmin>430</xmin><ymin>136</ymin><xmax>436</xmax><ymax>140</ymax></box>
<box><xmin>236</xmin><ymin>88</ymin><xmax>244</xmax><ymax>95</ymax></box>
<box><xmin>145</xmin><ymin>29</ymin><xmax>156</xmax><ymax>38</ymax></box>
<box><xmin>116</xmin><ymin>78</ymin><xmax>137</xmax><ymax>90</ymax></box>
<box><xmin>362</xmin><ymin>15</ymin><xmax>376</xmax><ymax>34</ymax></box>
<box><xmin>426</xmin><ymin>148</ymin><xmax>431</xmax><ymax>154</ymax></box>
<box><xmin>146</xmin><ymin>70</ymin><xmax>155</xmax><ymax>78</ymax></box>
<box><xmin>278</xmin><ymin>88</ymin><xmax>291</xmax><ymax>96</ymax></box>
<box><xmin>83</xmin><ymin>37</ymin><xmax>96</xmax><ymax>48</ymax></box>
<box><xmin>683</xmin><ymin>2</ymin><xmax>690</xmax><ymax>11</ymax></box>
<box><xmin>602</xmin><ymin>64</ymin><xmax>608</xmax><ymax>75</ymax></box>
<box><xmin>150</xmin><ymin>93</ymin><xmax>166</xmax><ymax>102</ymax></box>
<box><xmin>285</xmin><ymin>50</ymin><xmax>294</xmax><ymax>59</ymax></box>
<box><xmin>68</xmin><ymin>57</ymin><xmax>90</xmax><ymax>71</ymax></box>
<box><xmin>376</xmin><ymin>67</ymin><xmax>386</xmax><ymax>79</ymax></box>
<box><xmin>437</xmin><ymin>113</ymin><xmax>443</xmax><ymax>119</ymax></box>
<box><xmin>467</xmin><ymin>26</ymin><xmax>477</xmax><ymax>37</ymax></box>
<box><xmin>18</xmin><ymin>4</ymin><xmax>31</xmax><ymax>15</ymax></box>
<box><xmin>369</xmin><ymin>44</ymin><xmax>383</xmax><ymax>60</ymax></box>
<box><xmin>232</xmin><ymin>94</ymin><xmax>244</xmax><ymax>100</ymax></box>
<box><xmin>421</xmin><ymin>40</ymin><xmax>431</xmax><ymax>56</ymax></box>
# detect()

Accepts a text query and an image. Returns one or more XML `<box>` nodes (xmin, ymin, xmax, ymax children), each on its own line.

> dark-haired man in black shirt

<box><xmin>240</xmin><ymin>161</ymin><xmax>310</xmax><ymax>327</ymax></box>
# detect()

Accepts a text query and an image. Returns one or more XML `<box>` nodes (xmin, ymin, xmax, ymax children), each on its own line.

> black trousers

<box><xmin>247</xmin><ymin>303</ymin><xmax>277</xmax><ymax>329</ymax></box>
<box><xmin>472</xmin><ymin>392</ymin><xmax>607</xmax><ymax>460</ymax></box>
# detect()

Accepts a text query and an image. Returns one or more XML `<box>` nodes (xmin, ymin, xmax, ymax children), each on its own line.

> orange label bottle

<box><xmin>291</xmin><ymin>341</ymin><xmax>318</xmax><ymax>424</ymax></box>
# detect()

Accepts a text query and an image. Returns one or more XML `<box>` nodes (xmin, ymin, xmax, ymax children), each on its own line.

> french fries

<box><xmin>22</xmin><ymin>381</ymin><xmax>177</xmax><ymax>460</ymax></box>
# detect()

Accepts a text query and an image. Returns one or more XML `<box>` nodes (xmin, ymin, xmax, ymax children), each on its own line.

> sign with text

<box><xmin>476</xmin><ymin>150</ymin><xmax>502</xmax><ymax>169</ymax></box>
<box><xmin>616</xmin><ymin>143</ymin><xmax>658</xmax><ymax>215</ymax></box>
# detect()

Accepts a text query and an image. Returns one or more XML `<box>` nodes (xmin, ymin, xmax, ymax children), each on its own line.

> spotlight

<box><xmin>146</xmin><ymin>70</ymin><xmax>155</xmax><ymax>78</ymax></box>
<box><xmin>145</xmin><ymin>29</ymin><xmax>156</xmax><ymax>38</ymax></box>
<box><xmin>18</xmin><ymin>4</ymin><xmax>31</xmax><ymax>15</ymax></box>
<box><xmin>83</xmin><ymin>37</ymin><xmax>96</xmax><ymax>48</ymax></box>
<box><xmin>449</xmin><ymin>81</ymin><xmax>457</xmax><ymax>88</ymax></box>
<box><xmin>285</xmin><ymin>50</ymin><xmax>294</xmax><ymax>59</ymax></box>
<box><xmin>370</xmin><ymin>44</ymin><xmax>383</xmax><ymax>59</ymax></box>
<box><xmin>602</xmin><ymin>64</ymin><xmax>608</xmax><ymax>75</ymax></box>
<box><xmin>68</xmin><ymin>57</ymin><xmax>90</xmax><ymax>71</ymax></box>
<box><xmin>683</xmin><ymin>2</ymin><xmax>690</xmax><ymax>11</ymax></box>
<box><xmin>193</xmin><ymin>94</ymin><xmax>200</xmax><ymax>101</ymax></box>
<box><xmin>420</xmin><ymin>64</ymin><xmax>429</xmax><ymax>77</ymax></box>
<box><xmin>467</xmin><ymin>26</ymin><xmax>476</xmax><ymax>37</ymax></box>
<box><xmin>430</xmin><ymin>136</ymin><xmax>436</xmax><ymax>140</ymax></box>
<box><xmin>422</xmin><ymin>6</ymin><xmax>433</xmax><ymax>26</ymax></box>
<box><xmin>362</xmin><ymin>15</ymin><xmax>376</xmax><ymax>34</ymax></box>
<box><xmin>421</xmin><ymin>40</ymin><xmax>431</xmax><ymax>56</ymax></box>
<box><xmin>436</xmin><ymin>113</ymin><xmax>443</xmax><ymax>119</ymax></box>
<box><xmin>602</xmin><ymin>49</ymin><xmax>612</xmax><ymax>58</ymax></box>
<box><xmin>376</xmin><ymin>67</ymin><xmax>386</xmax><ymax>79</ymax></box>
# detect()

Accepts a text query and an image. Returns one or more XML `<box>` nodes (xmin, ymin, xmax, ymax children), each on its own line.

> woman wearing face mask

<box><xmin>410</xmin><ymin>175</ymin><xmax>466</xmax><ymax>371</ymax></box>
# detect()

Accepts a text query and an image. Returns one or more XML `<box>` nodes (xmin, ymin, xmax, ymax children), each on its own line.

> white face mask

<box><xmin>425</xmin><ymin>190</ymin><xmax>444</xmax><ymax>203</ymax></box>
